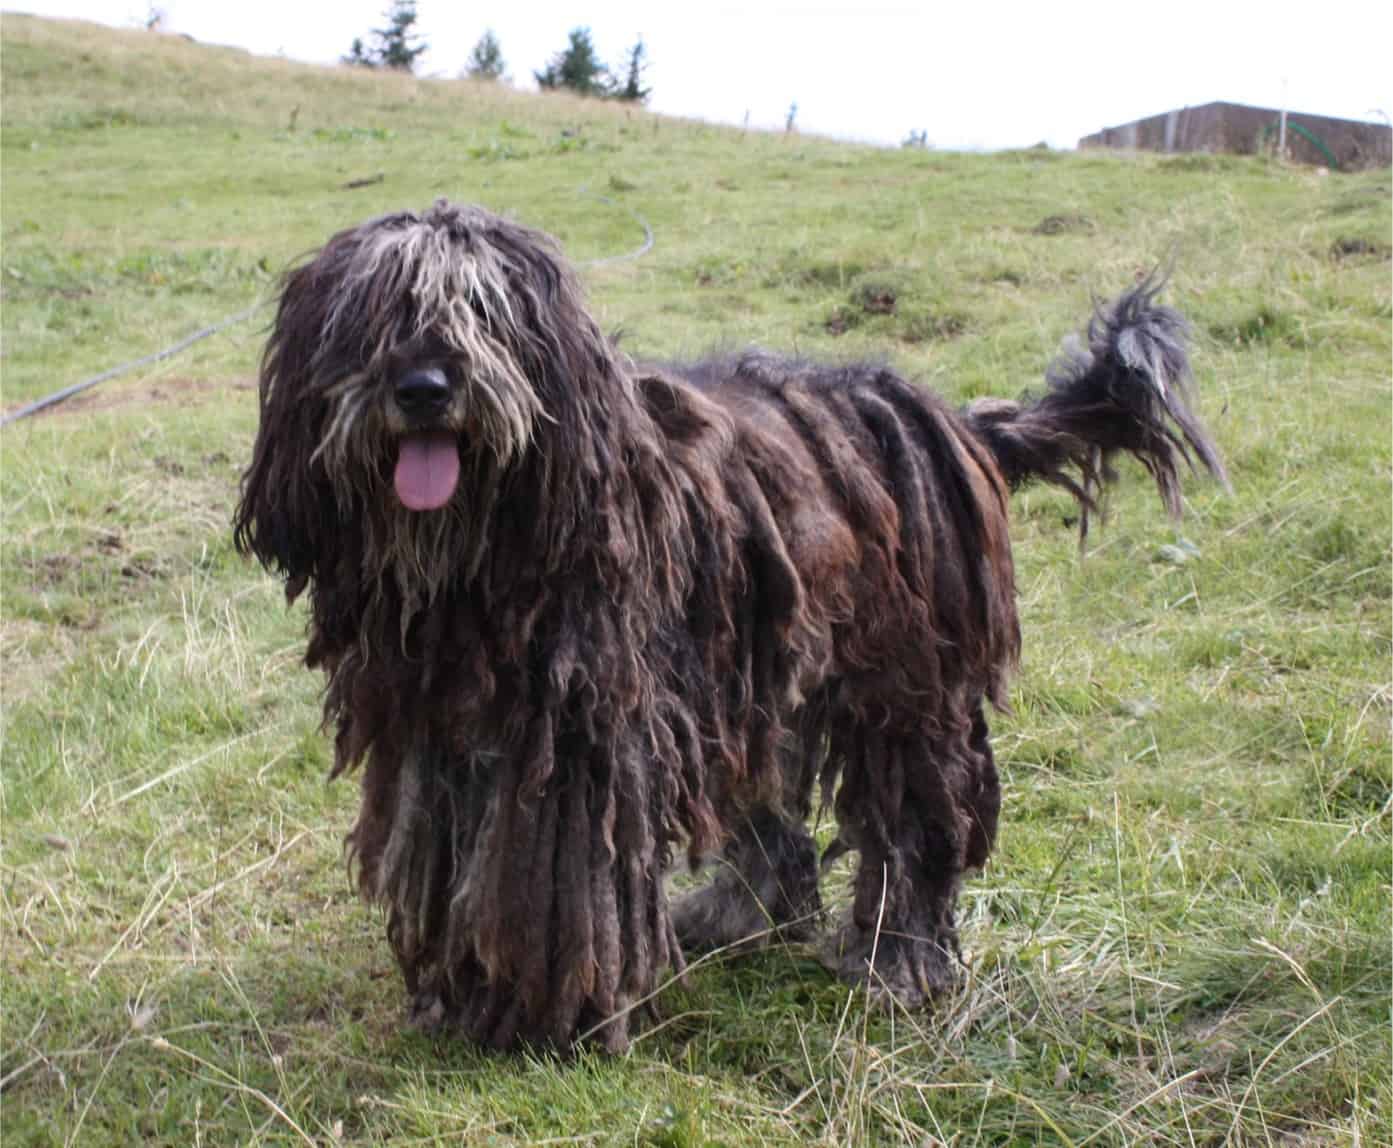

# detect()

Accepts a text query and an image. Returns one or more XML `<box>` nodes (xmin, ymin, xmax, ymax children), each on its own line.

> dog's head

<box><xmin>234</xmin><ymin>200</ymin><xmax>616</xmax><ymax>597</ymax></box>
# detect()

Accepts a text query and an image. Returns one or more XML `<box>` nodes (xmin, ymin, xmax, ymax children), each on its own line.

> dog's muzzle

<box><xmin>392</xmin><ymin>369</ymin><xmax>461</xmax><ymax>512</ymax></box>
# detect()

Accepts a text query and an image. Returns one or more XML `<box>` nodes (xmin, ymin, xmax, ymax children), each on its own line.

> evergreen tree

<box><xmin>610</xmin><ymin>38</ymin><xmax>651</xmax><ymax>103</ymax></box>
<box><xmin>343</xmin><ymin>2</ymin><xmax>426</xmax><ymax>73</ymax></box>
<box><xmin>535</xmin><ymin>28</ymin><xmax>609</xmax><ymax>97</ymax></box>
<box><xmin>342</xmin><ymin>37</ymin><xmax>375</xmax><ymax>68</ymax></box>
<box><xmin>373</xmin><ymin>0</ymin><xmax>426</xmax><ymax>72</ymax></box>
<box><xmin>465</xmin><ymin>29</ymin><xmax>506</xmax><ymax>81</ymax></box>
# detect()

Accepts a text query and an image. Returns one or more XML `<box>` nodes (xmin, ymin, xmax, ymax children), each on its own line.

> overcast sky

<box><xmin>8</xmin><ymin>1</ymin><xmax>1391</xmax><ymax>149</ymax></box>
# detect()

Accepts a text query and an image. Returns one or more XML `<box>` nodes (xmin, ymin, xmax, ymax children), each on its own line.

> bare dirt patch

<box><xmin>1032</xmin><ymin>212</ymin><xmax>1096</xmax><ymax>236</ymax></box>
<box><xmin>4</xmin><ymin>375</ymin><xmax>256</xmax><ymax>422</ymax></box>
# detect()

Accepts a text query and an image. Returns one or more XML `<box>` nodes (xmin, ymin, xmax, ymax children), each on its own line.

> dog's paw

<box><xmin>821</xmin><ymin>921</ymin><xmax>960</xmax><ymax>1009</ymax></box>
<box><xmin>671</xmin><ymin>883</ymin><xmax>762</xmax><ymax>953</ymax></box>
<box><xmin>672</xmin><ymin>881</ymin><xmax>816</xmax><ymax>954</ymax></box>
<box><xmin>406</xmin><ymin>992</ymin><xmax>448</xmax><ymax>1033</ymax></box>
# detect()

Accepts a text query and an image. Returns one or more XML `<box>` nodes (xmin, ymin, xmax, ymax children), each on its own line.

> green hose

<box><xmin>1261</xmin><ymin>119</ymin><xmax>1340</xmax><ymax>169</ymax></box>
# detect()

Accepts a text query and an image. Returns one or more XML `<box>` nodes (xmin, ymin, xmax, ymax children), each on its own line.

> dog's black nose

<box><xmin>395</xmin><ymin>368</ymin><xmax>451</xmax><ymax>416</ymax></box>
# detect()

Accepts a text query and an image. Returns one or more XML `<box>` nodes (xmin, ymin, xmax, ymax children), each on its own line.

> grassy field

<box><xmin>2</xmin><ymin>14</ymin><xmax>1389</xmax><ymax>1146</ymax></box>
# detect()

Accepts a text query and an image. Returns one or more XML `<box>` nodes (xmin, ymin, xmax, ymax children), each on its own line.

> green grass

<box><xmin>2</xmin><ymin>14</ymin><xmax>1390</xmax><ymax>1146</ymax></box>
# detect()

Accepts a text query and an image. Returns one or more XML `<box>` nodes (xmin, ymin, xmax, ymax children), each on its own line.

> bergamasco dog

<box><xmin>234</xmin><ymin>200</ymin><xmax>1225</xmax><ymax>1051</ymax></box>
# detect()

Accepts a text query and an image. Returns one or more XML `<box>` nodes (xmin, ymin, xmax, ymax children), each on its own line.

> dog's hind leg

<box><xmin>823</xmin><ymin>710</ymin><xmax>999</xmax><ymax>1006</ymax></box>
<box><xmin>672</xmin><ymin>806</ymin><xmax>822</xmax><ymax>952</ymax></box>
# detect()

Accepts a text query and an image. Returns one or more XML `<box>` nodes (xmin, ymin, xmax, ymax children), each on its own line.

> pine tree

<box><xmin>610</xmin><ymin>38</ymin><xmax>650</xmax><ymax>104</ymax></box>
<box><xmin>342</xmin><ymin>37</ymin><xmax>375</xmax><ymax>68</ymax></box>
<box><xmin>343</xmin><ymin>2</ymin><xmax>426</xmax><ymax>72</ymax></box>
<box><xmin>373</xmin><ymin>0</ymin><xmax>426</xmax><ymax>72</ymax></box>
<box><xmin>465</xmin><ymin>29</ymin><xmax>506</xmax><ymax>81</ymax></box>
<box><xmin>535</xmin><ymin>28</ymin><xmax>609</xmax><ymax>97</ymax></box>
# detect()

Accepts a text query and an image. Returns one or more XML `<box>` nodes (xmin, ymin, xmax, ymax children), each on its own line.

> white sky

<box><xmin>7</xmin><ymin>1</ymin><xmax>1391</xmax><ymax>149</ymax></box>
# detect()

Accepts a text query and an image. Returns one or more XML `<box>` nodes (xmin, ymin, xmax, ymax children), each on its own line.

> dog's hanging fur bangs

<box><xmin>310</xmin><ymin>205</ymin><xmax>560</xmax><ymax>473</ymax></box>
<box><xmin>235</xmin><ymin>202</ymin><xmax>1225</xmax><ymax>1052</ymax></box>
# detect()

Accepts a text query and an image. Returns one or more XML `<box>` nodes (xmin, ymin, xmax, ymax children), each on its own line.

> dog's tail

<box><xmin>964</xmin><ymin>275</ymin><xmax>1228</xmax><ymax>534</ymax></box>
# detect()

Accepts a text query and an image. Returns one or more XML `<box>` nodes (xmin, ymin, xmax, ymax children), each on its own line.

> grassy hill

<box><xmin>2</xmin><ymin>14</ymin><xmax>1389</xmax><ymax>1146</ymax></box>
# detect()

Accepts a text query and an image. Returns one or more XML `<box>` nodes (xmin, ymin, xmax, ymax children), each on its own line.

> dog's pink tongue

<box><xmin>394</xmin><ymin>432</ymin><xmax>460</xmax><ymax>511</ymax></box>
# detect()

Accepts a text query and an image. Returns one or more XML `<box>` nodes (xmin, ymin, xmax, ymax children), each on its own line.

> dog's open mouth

<box><xmin>394</xmin><ymin>431</ymin><xmax>461</xmax><ymax>511</ymax></box>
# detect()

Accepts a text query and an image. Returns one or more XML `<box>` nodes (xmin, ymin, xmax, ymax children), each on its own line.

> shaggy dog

<box><xmin>234</xmin><ymin>200</ymin><xmax>1225</xmax><ymax>1051</ymax></box>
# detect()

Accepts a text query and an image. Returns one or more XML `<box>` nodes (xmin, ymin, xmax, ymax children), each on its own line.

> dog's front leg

<box><xmin>345</xmin><ymin>740</ymin><xmax>480</xmax><ymax>1033</ymax></box>
<box><xmin>463</xmin><ymin>724</ymin><xmax>688</xmax><ymax>1051</ymax></box>
<box><xmin>353</xmin><ymin>718</ymin><xmax>684</xmax><ymax>1051</ymax></box>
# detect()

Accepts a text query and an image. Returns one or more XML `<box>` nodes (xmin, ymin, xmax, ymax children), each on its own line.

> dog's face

<box><xmin>235</xmin><ymin>201</ymin><xmax>616</xmax><ymax>593</ymax></box>
<box><xmin>305</xmin><ymin>203</ymin><xmax>557</xmax><ymax>513</ymax></box>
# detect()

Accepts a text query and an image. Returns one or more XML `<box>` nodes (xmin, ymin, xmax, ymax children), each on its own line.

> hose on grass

<box><xmin>0</xmin><ymin>302</ymin><xmax>268</xmax><ymax>428</ymax></box>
